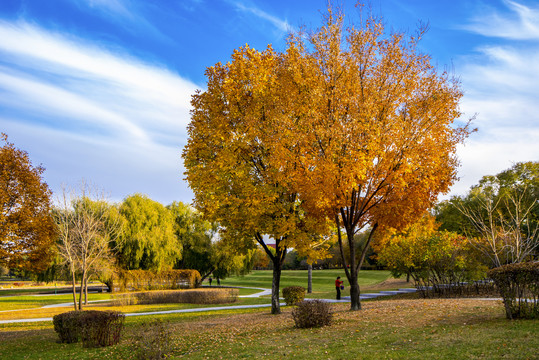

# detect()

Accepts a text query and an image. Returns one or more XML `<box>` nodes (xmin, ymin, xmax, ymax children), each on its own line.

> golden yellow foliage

<box><xmin>183</xmin><ymin>5</ymin><xmax>471</xmax><ymax>311</ymax></box>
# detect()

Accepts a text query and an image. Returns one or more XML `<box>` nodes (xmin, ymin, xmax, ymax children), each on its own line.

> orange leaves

<box><xmin>183</xmin><ymin>6</ymin><xmax>471</xmax><ymax>289</ymax></box>
<box><xmin>183</xmin><ymin>44</ymin><xmax>329</xmax><ymax>256</ymax></box>
<box><xmin>0</xmin><ymin>134</ymin><xmax>56</xmax><ymax>271</ymax></box>
<box><xmin>272</xmin><ymin>10</ymin><xmax>469</xmax><ymax>224</ymax></box>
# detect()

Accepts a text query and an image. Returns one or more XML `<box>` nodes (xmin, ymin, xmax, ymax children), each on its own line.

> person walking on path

<box><xmin>335</xmin><ymin>276</ymin><xmax>344</xmax><ymax>300</ymax></box>
<box><xmin>209</xmin><ymin>277</ymin><xmax>213</xmax><ymax>286</ymax></box>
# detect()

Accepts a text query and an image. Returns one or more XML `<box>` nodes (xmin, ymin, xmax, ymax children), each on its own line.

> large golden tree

<box><xmin>0</xmin><ymin>134</ymin><xmax>55</xmax><ymax>271</ymax></box>
<box><xmin>271</xmin><ymin>10</ymin><xmax>471</xmax><ymax>310</ymax></box>
<box><xmin>184</xmin><ymin>7</ymin><xmax>470</xmax><ymax>311</ymax></box>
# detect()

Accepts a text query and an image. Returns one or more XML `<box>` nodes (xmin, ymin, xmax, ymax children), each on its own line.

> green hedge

<box><xmin>488</xmin><ymin>262</ymin><xmax>539</xmax><ymax>319</ymax></box>
<box><xmin>53</xmin><ymin>310</ymin><xmax>125</xmax><ymax>347</ymax></box>
<box><xmin>111</xmin><ymin>269</ymin><xmax>201</xmax><ymax>292</ymax></box>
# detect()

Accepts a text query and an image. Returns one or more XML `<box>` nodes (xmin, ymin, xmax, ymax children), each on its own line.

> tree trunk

<box><xmin>255</xmin><ymin>233</ymin><xmax>286</xmax><ymax>315</ymax></box>
<box><xmin>347</xmin><ymin>224</ymin><xmax>361</xmax><ymax>310</ymax></box>
<box><xmin>84</xmin><ymin>275</ymin><xmax>89</xmax><ymax>305</ymax></box>
<box><xmin>78</xmin><ymin>269</ymin><xmax>86</xmax><ymax>310</ymax></box>
<box><xmin>346</xmin><ymin>221</ymin><xmax>362</xmax><ymax>310</ymax></box>
<box><xmin>349</xmin><ymin>267</ymin><xmax>361</xmax><ymax>310</ymax></box>
<box><xmin>271</xmin><ymin>259</ymin><xmax>282</xmax><ymax>314</ymax></box>
<box><xmin>71</xmin><ymin>268</ymin><xmax>78</xmax><ymax>311</ymax></box>
<box><xmin>197</xmin><ymin>268</ymin><xmax>215</xmax><ymax>287</ymax></box>
<box><xmin>307</xmin><ymin>264</ymin><xmax>312</xmax><ymax>293</ymax></box>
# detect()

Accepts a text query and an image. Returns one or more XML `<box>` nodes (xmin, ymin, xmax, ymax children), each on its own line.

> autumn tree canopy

<box><xmin>183</xmin><ymin>45</ymin><xmax>330</xmax><ymax>314</ymax></box>
<box><xmin>264</xmin><ymin>10</ymin><xmax>471</xmax><ymax>310</ymax></box>
<box><xmin>375</xmin><ymin>214</ymin><xmax>486</xmax><ymax>298</ymax></box>
<box><xmin>0</xmin><ymin>134</ymin><xmax>55</xmax><ymax>271</ymax></box>
<box><xmin>184</xmin><ymin>6</ymin><xmax>469</xmax><ymax>311</ymax></box>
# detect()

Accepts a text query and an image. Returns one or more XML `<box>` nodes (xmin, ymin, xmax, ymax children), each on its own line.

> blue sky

<box><xmin>0</xmin><ymin>0</ymin><xmax>537</xmax><ymax>205</ymax></box>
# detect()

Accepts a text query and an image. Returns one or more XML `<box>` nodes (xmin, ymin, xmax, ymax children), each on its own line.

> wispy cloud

<box><xmin>228</xmin><ymin>0</ymin><xmax>292</xmax><ymax>33</ymax></box>
<box><xmin>0</xmin><ymin>20</ymin><xmax>198</xmax><ymax>203</ymax></box>
<box><xmin>83</xmin><ymin>0</ymin><xmax>135</xmax><ymax>20</ymax></box>
<box><xmin>70</xmin><ymin>0</ymin><xmax>170</xmax><ymax>41</ymax></box>
<box><xmin>463</xmin><ymin>0</ymin><xmax>539</xmax><ymax>40</ymax></box>
<box><xmin>449</xmin><ymin>1</ymin><xmax>539</xmax><ymax>196</ymax></box>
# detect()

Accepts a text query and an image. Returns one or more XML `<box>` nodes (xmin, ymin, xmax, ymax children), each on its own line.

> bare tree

<box><xmin>458</xmin><ymin>186</ymin><xmax>538</xmax><ymax>267</ymax></box>
<box><xmin>55</xmin><ymin>183</ymin><xmax>122</xmax><ymax>310</ymax></box>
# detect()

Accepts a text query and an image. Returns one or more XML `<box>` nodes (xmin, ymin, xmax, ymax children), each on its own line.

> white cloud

<box><xmin>2</xmin><ymin>117</ymin><xmax>192</xmax><ymax>205</ymax></box>
<box><xmin>0</xmin><ymin>21</ymin><xmax>198</xmax><ymax>203</ymax></box>
<box><xmin>452</xmin><ymin>136</ymin><xmax>539</xmax><ymax>197</ymax></box>
<box><xmin>0</xmin><ymin>70</ymin><xmax>149</xmax><ymax>141</ymax></box>
<box><xmin>463</xmin><ymin>0</ymin><xmax>539</xmax><ymax>40</ymax></box>
<box><xmin>448</xmin><ymin>1</ymin><xmax>539</xmax><ymax>197</ymax></box>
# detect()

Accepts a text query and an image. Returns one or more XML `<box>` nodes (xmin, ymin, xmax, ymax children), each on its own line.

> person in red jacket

<box><xmin>335</xmin><ymin>276</ymin><xmax>344</xmax><ymax>300</ymax></box>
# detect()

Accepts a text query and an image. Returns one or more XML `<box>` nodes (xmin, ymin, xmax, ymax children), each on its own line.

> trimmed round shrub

<box><xmin>291</xmin><ymin>300</ymin><xmax>332</xmax><ymax>328</ymax></box>
<box><xmin>53</xmin><ymin>311</ymin><xmax>84</xmax><ymax>343</ymax></box>
<box><xmin>282</xmin><ymin>286</ymin><xmax>306</xmax><ymax>306</ymax></box>
<box><xmin>53</xmin><ymin>310</ymin><xmax>125</xmax><ymax>347</ymax></box>
<box><xmin>80</xmin><ymin>310</ymin><xmax>125</xmax><ymax>347</ymax></box>
<box><xmin>488</xmin><ymin>262</ymin><xmax>539</xmax><ymax>319</ymax></box>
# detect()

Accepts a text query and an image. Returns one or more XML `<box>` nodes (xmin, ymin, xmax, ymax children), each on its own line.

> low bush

<box><xmin>282</xmin><ymin>286</ymin><xmax>305</xmax><ymax>306</ymax></box>
<box><xmin>133</xmin><ymin>319</ymin><xmax>174</xmax><ymax>360</ymax></box>
<box><xmin>113</xmin><ymin>288</ymin><xmax>238</xmax><ymax>306</ymax></box>
<box><xmin>488</xmin><ymin>262</ymin><xmax>539</xmax><ymax>319</ymax></box>
<box><xmin>53</xmin><ymin>310</ymin><xmax>125</xmax><ymax>347</ymax></box>
<box><xmin>292</xmin><ymin>300</ymin><xmax>332</xmax><ymax>328</ymax></box>
<box><xmin>53</xmin><ymin>311</ymin><xmax>83</xmax><ymax>344</ymax></box>
<box><xmin>80</xmin><ymin>311</ymin><xmax>125</xmax><ymax>347</ymax></box>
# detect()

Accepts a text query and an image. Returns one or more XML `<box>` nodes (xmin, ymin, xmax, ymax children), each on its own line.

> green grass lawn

<box><xmin>223</xmin><ymin>269</ymin><xmax>394</xmax><ymax>299</ymax></box>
